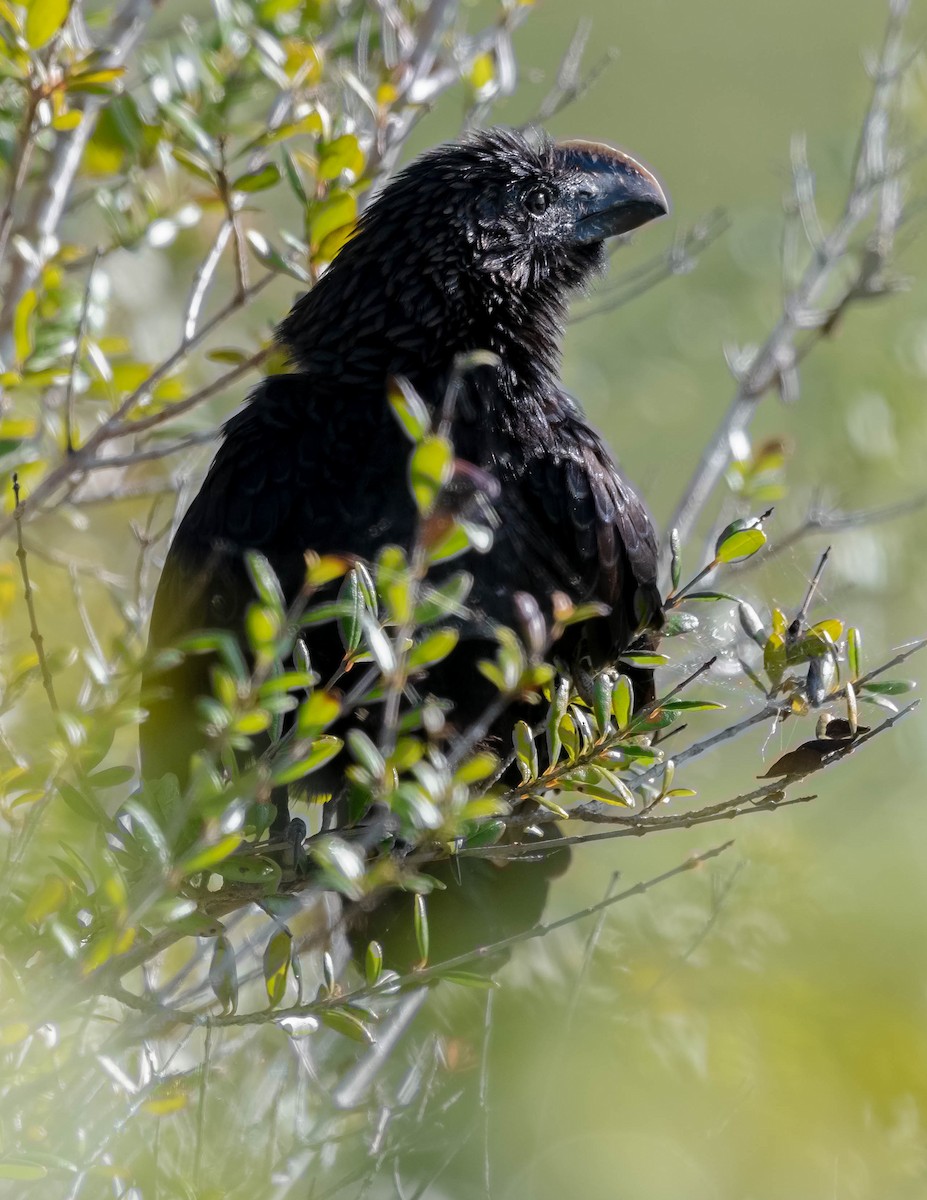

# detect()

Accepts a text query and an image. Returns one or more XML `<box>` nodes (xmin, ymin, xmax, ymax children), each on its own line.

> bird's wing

<box><xmin>489</xmin><ymin>404</ymin><xmax>661</xmax><ymax>656</ymax></box>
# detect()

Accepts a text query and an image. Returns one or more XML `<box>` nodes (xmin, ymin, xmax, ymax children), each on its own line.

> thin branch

<box><xmin>104</xmin><ymin>841</ymin><xmax>733</xmax><ymax>1028</ymax></box>
<box><xmin>0</xmin><ymin>274</ymin><xmax>275</xmax><ymax>533</ymax></box>
<box><xmin>0</xmin><ymin>90</ymin><xmax>40</xmax><ymax>286</ymax></box>
<box><xmin>662</xmin><ymin>0</ymin><xmax>912</xmax><ymax>572</ymax></box>
<box><xmin>573</xmin><ymin>211</ymin><xmax>728</xmax><ymax>324</ymax></box>
<box><xmin>762</xmin><ymin>489</ymin><xmax>927</xmax><ymax>561</ymax></box>
<box><xmin>63</xmin><ymin>248</ymin><xmax>101</xmax><ymax>455</ymax></box>
<box><xmin>12</xmin><ymin>474</ymin><xmax>58</xmax><ymax>714</ymax></box>
<box><xmin>0</xmin><ymin>0</ymin><xmax>155</xmax><ymax>375</ymax></box>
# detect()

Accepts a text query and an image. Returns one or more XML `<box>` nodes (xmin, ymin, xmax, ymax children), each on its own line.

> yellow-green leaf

<box><xmin>715</xmin><ymin>523</ymin><xmax>767</xmax><ymax>563</ymax></box>
<box><xmin>410</xmin><ymin>436</ymin><xmax>452</xmax><ymax>514</ymax></box>
<box><xmin>25</xmin><ymin>874</ymin><xmax>68</xmax><ymax>925</ymax></box>
<box><xmin>317</xmin><ymin>134</ymin><xmax>364</xmax><ymax>181</ymax></box>
<box><xmin>309</xmin><ymin>189</ymin><xmax>356</xmax><ymax>248</ymax></box>
<box><xmin>180</xmin><ymin>835</ymin><xmax>243</xmax><ymax>876</ymax></box>
<box><xmin>13</xmin><ymin>289</ymin><xmax>36</xmax><ymax>365</ymax></box>
<box><xmin>263</xmin><ymin>929</ymin><xmax>291</xmax><ymax>1007</ymax></box>
<box><xmin>469</xmin><ymin>52</ymin><xmax>495</xmax><ymax>92</ymax></box>
<box><xmin>25</xmin><ymin>0</ymin><xmax>69</xmax><ymax>48</ymax></box>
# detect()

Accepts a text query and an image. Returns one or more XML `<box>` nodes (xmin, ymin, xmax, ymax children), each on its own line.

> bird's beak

<box><xmin>558</xmin><ymin>140</ymin><xmax>668</xmax><ymax>244</ymax></box>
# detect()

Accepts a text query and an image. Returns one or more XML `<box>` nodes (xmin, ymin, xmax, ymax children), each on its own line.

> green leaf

<box><xmin>317</xmin><ymin>134</ymin><xmax>364</xmax><ymax>180</ymax></box>
<box><xmin>388</xmin><ymin>377</ymin><xmax>430</xmax><ymax>443</ymax></box>
<box><xmin>347</xmin><ymin>729</ymin><xmax>385</xmax><ymax>778</ymax></box>
<box><xmin>309</xmin><ymin>189</ymin><xmax>356</xmax><ymax>248</ymax></box>
<box><xmin>24</xmin><ymin>874</ymin><xmax>69</xmax><ymax>925</ymax></box>
<box><xmin>318</xmin><ymin>1009</ymin><xmax>375</xmax><ymax>1044</ymax></box>
<box><xmin>534</xmin><ymin>793</ymin><xmax>570</xmax><ymax>819</ymax></box>
<box><xmin>260</xmin><ymin>670</ymin><xmax>318</xmax><ymax>696</ymax></box>
<box><xmin>848</xmin><ymin>627</ymin><xmax>862</xmax><ymax>679</ymax></box>
<box><xmin>263</xmin><ymin>929</ymin><xmax>291</xmax><ymax>1007</ymax></box>
<box><xmin>619</xmin><ymin>652</ymin><xmax>669</xmax><ymax>667</ymax></box>
<box><xmin>87</xmin><ymin>764</ymin><xmax>135</xmax><ymax>788</ymax></box>
<box><xmin>576</xmin><ymin>781</ymin><xmax>635</xmax><ymax>807</ymax></box>
<box><xmin>230</xmin><ymin>709</ymin><xmax>273</xmax><ymax>736</ymax></box>
<box><xmin>610</xmin><ymin>674</ymin><xmax>633</xmax><ymax>730</ymax></box>
<box><xmin>245</xmin><ymin>551</ymin><xmax>285</xmax><ymax>613</ymax></box>
<box><xmin>171</xmin><ymin>147</ymin><xmax>215</xmax><ymax>182</ymax></box>
<box><xmin>365</xmin><ymin>940</ymin><xmax>383</xmax><ymax>986</ymax></box>
<box><xmin>414</xmin><ymin>572</ymin><xmax>472</xmax><ymax>625</ymax></box>
<box><xmin>296</xmin><ymin>690</ymin><xmax>341</xmax><ymax>735</ymax></box>
<box><xmin>663</xmin><ymin>612</ymin><xmax>700</xmax><ymax>637</ymax></box>
<box><xmin>454</xmin><ymin>752</ymin><xmax>499</xmax><ymax>785</ymax></box>
<box><xmin>861</xmin><ymin>679</ymin><xmax>915</xmax><ymax>695</ymax></box>
<box><xmin>281</xmin><ymin>146</ymin><xmax>307</xmax><ymax>203</ymax></box>
<box><xmin>669</xmin><ymin>527</ymin><xmax>681</xmax><ymax>591</ymax></box>
<box><xmin>593</xmin><ymin>673</ymin><xmax>614</xmax><ymax>733</ymax></box>
<box><xmin>377</xmin><ymin>543</ymin><xmax>412</xmax><ymax>624</ymax></box>
<box><xmin>659</xmin><ymin>699</ymin><xmax>726</xmax><ymax>712</ymax></box>
<box><xmin>271</xmin><ymin>734</ymin><xmax>342</xmax><ymax>786</ymax></box>
<box><xmin>414</xmin><ymin>893</ymin><xmax>429</xmax><ymax>964</ymax></box>
<box><xmin>25</xmin><ymin>0</ymin><xmax>69</xmax><ymax>47</ymax></box>
<box><xmin>514</xmin><ymin>720</ymin><xmax>538</xmax><ymax>783</ymax></box>
<box><xmin>0</xmin><ymin>1161</ymin><xmax>48</xmax><ymax>1181</ymax></box>
<box><xmin>463</xmin><ymin>819</ymin><xmax>506</xmax><ymax>848</ymax></box>
<box><xmin>408</xmin><ymin>628</ymin><xmax>459</xmax><ymax>670</ymax></box>
<box><xmin>214</xmin><ymin>855</ymin><xmax>282</xmax><ymax>890</ymax></box>
<box><xmin>715</xmin><ymin>521</ymin><xmax>767</xmax><ymax>563</ymax></box>
<box><xmin>232</xmin><ymin>163</ymin><xmax>281</xmax><ymax>192</ymax></box>
<box><xmin>356</xmin><ymin>612</ymin><xmax>395</xmax><ymax>675</ymax></box>
<box><xmin>12</xmin><ymin>289</ymin><xmax>36</xmax><ymax>365</ymax></box>
<box><xmin>208</xmin><ymin>935</ymin><xmax>238</xmax><ymax>1014</ymax></box>
<box><xmin>180</xmin><ymin>835</ymin><xmax>243</xmax><ymax>876</ymax></box>
<box><xmin>443</xmin><ymin>971</ymin><xmax>499</xmax><ymax>989</ymax></box>
<box><xmin>410</xmin><ymin>436</ymin><xmax>453</xmax><ymax>514</ymax></box>
<box><xmin>57</xmin><ymin>781</ymin><xmax>103</xmax><ymax>822</ymax></box>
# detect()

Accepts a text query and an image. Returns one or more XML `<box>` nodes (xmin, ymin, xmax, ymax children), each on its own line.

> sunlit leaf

<box><xmin>715</xmin><ymin>519</ymin><xmax>767</xmax><ymax>563</ymax></box>
<box><xmin>12</xmin><ymin>289</ymin><xmax>36</xmax><ymax>365</ymax></box>
<box><xmin>263</xmin><ymin>929</ymin><xmax>292</xmax><ymax>1007</ymax></box>
<box><xmin>271</xmin><ymin>734</ymin><xmax>342</xmax><ymax>786</ymax></box>
<box><xmin>388</xmin><ymin>376</ymin><xmax>430</xmax><ymax>443</ymax></box>
<box><xmin>408</xmin><ymin>628</ymin><xmax>459</xmax><ymax>670</ymax></box>
<box><xmin>24</xmin><ymin>874</ymin><xmax>68</xmax><ymax>925</ymax></box>
<box><xmin>410</xmin><ymin>435</ymin><xmax>452</xmax><ymax>514</ymax></box>
<box><xmin>317</xmin><ymin>134</ymin><xmax>364</xmax><ymax>180</ymax></box>
<box><xmin>232</xmin><ymin>163</ymin><xmax>281</xmax><ymax>192</ymax></box>
<box><xmin>180</xmin><ymin>835</ymin><xmax>243</xmax><ymax>876</ymax></box>
<box><xmin>24</xmin><ymin>0</ymin><xmax>69</xmax><ymax>48</ymax></box>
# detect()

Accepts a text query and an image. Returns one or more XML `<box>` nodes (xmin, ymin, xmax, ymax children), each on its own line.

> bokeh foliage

<box><xmin>1</xmin><ymin>0</ymin><xmax>927</xmax><ymax>1197</ymax></box>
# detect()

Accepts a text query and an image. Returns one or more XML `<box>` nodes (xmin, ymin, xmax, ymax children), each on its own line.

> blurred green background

<box><xmin>6</xmin><ymin>0</ymin><xmax>927</xmax><ymax>1196</ymax></box>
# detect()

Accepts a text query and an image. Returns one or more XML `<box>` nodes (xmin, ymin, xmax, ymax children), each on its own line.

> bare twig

<box><xmin>662</xmin><ymin>0</ymin><xmax>912</xmax><ymax>572</ymax></box>
<box><xmin>12</xmin><ymin>474</ymin><xmax>58</xmax><ymax>714</ymax></box>
<box><xmin>0</xmin><ymin>0</ymin><xmax>155</xmax><ymax>376</ymax></box>
<box><xmin>0</xmin><ymin>275</ymin><xmax>275</xmax><ymax>533</ymax></box>
<box><xmin>64</xmin><ymin>249</ymin><xmax>101</xmax><ymax>455</ymax></box>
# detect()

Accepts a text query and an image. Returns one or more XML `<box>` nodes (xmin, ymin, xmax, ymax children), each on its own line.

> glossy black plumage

<box><xmin>141</xmin><ymin>128</ymin><xmax>666</xmax><ymax>811</ymax></box>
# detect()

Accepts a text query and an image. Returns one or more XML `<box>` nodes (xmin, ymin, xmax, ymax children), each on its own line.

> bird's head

<box><xmin>362</xmin><ymin>127</ymin><xmax>667</xmax><ymax>295</ymax></box>
<box><xmin>281</xmin><ymin>127</ymin><xmax>667</xmax><ymax>375</ymax></box>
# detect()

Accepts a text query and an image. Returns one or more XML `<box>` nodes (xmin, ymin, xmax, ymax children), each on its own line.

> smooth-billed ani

<box><xmin>141</xmin><ymin>128</ymin><xmax>667</xmax><ymax>828</ymax></box>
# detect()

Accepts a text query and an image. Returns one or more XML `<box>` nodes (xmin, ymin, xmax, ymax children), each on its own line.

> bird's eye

<box><xmin>524</xmin><ymin>186</ymin><xmax>552</xmax><ymax>217</ymax></box>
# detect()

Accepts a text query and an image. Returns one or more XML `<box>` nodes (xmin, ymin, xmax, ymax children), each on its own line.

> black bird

<box><xmin>141</xmin><ymin>128</ymin><xmax>667</xmax><ymax>827</ymax></box>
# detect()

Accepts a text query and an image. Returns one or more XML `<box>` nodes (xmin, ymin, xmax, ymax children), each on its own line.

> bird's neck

<box><xmin>280</xmin><ymin>260</ymin><xmax>566</xmax><ymax>441</ymax></box>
